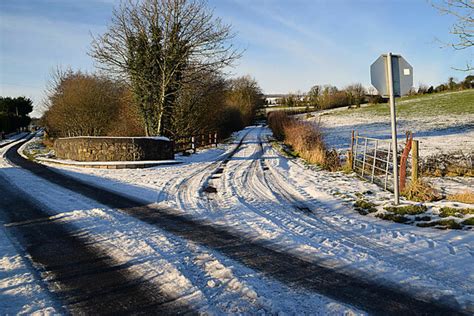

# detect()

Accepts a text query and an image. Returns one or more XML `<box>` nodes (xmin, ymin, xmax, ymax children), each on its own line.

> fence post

<box><xmin>349</xmin><ymin>130</ymin><xmax>355</xmax><ymax>169</ymax></box>
<box><xmin>399</xmin><ymin>132</ymin><xmax>413</xmax><ymax>192</ymax></box>
<box><xmin>361</xmin><ymin>138</ymin><xmax>368</xmax><ymax>177</ymax></box>
<box><xmin>191</xmin><ymin>136</ymin><xmax>196</xmax><ymax>153</ymax></box>
<box><xmin>371</xmin><ymin>140</ymin><xmax>378</xmax><ymax>183</ymax></box>
<box><xmin>214</xmin><ymin>132</ymin><xmax>218</xmax><ymax>147</ymax></box>
<box><xmin>412</xmin><ymin>139</ymin><xmax>419</xmax><ymax>183</ymax></box>
<box><xmin>208</xmin><ymin>133</ymin><xmax>212</xmax><ymax>145</ymax></box>
<box><xmin>353</xmin><ymin>132</ymin><xmax>359</xmax><ymax>170</ymax></box>
<box><xmin>384</xmin><ymin>143</ymin><xmax>391</xmax><ymax>190</ymax></box>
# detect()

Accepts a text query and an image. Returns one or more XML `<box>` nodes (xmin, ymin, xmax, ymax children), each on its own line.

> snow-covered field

<box><xmin>1</xmin><ymin>127</ymin><xmax>473</xmax><ymax>313</ymax></box>
<box><xmin>308</xmin><ymin>91</ymin><xmax>474</xmax><ymax>158</ymax></box>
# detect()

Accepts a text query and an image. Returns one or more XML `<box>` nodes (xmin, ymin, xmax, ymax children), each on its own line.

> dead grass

<box><xmin>267</xmin><ymin>111</ymin><xmax>340</xmax><ymax>171</ymax></box>
<box><xmin>447</xmin><ymin>190</ymin><xmax>474</xmax><ymax>204</ymax></box>
<box><xmin>401</xmin><ymin>180</ymin><xmax>441</xmax><ymax>202</ymax></box>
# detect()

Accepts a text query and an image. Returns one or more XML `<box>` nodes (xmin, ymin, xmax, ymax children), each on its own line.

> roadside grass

<box><xmin>371</xmin><ymin>204</ymin><xmax>473</xmax><ymax>230</ymax></box>
<box><xmin>462</xmin><ymin>217</ymin><xmax>474</xmax><ymax>225</ymax></box>
<box><xmin>447</xmin><ymin>191</ymin><xmax>474</xmax><ymax>204</ymax></box>
<box><xmin>330</xmin><ymin>90</ymin><xmax>474</xmax><ymax>118</ymax></box>
<box><xmin>267</xmin><ymin>111</ymin><xmax>340</xmax><ymax>171</ymax></box>
<box><xmin>401</xmin><ymin>180</ymin><xmax>440</xmax><ymax>202</ymax></box>
<box><xmin>384</xmin><ymin>204</ymin><xmax>427</xmax><ymax>215</ymax></box>
<box><xmin>353</xmin><ymin>199</ymin><xmax>377</xmax><ymax>215</ymax></box>
<box><xmin>375</xmin><ymin>213</ymin><xmax>409</xmax><ymax>223</ymax></box>
<box><xmin>438</xmin><ymin>207</ymin><xmax>474</xmax><ymax>218</ymax></box>
<box><xmin>417</xmin><ymin>219</ymin><xmax>462</xmax><ymax>230</ymax></box>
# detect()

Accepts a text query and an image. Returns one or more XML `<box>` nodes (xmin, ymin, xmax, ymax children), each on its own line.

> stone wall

<box><xmin>54</xmin><ymin>137</ymin><xmax>174</xmax><ymax>162</ymax></box>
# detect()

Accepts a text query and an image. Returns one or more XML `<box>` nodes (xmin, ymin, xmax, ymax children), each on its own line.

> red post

<box><xmin>399</xmin><ymin>132</ymin><xmax>413</xmax><ymax>192</ymax></box>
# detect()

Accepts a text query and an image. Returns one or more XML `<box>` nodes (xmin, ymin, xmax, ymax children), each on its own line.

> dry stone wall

<box><xmin>54</xmin><ymin>137</ymin><xmax>174</xmax><ymax>162</ymax></box>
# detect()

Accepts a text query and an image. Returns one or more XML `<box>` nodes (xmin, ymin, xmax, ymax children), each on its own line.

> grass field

<box><xmin>331</xmin><ymin>89</ymin><xmax>474</xmax><ymax>117</ymax></box>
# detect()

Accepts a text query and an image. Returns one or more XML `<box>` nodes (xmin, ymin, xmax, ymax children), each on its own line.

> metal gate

<box><xmin>351</xmin><ymin>132</ymin><xmax>416</xmax><ymax>192</ymax></box>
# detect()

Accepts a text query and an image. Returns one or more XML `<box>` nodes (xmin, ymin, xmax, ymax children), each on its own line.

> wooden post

<box><xmin>353</xmin><ymin>132</ymin><xmax>359</xmax><ymax>170</ymax></box>
<box><xmin>384</xmin><ymin>143</ymin><xmax>391</xmax><ymax>190</ymax></box>
<box><xmin>412</xmin><ymin>139</ymin><xmax>419</xmax><ymax>183</ymax></box>
<box><xmin>371</xmin><ymin>140</ymin><xmax>378</xmax><ymax>183</ymax></box>
<box><xmin>214</xmin><ymin>132</ymin><xmax>218</xmax><ymax>147</ymax></box>
<box><xmin>349</xmin><ymin>130</ymin><xmax>355</xmax><ymax>170</ymax></box>
<box><xmin>361</xmin><ymin>138</ymin><xmax>368</xmax><ymax>177</ymax></box>
<box><xmin>399</xmin><ymin>132</ymin><xmax>413</xmax><ymax>192</ymax></box>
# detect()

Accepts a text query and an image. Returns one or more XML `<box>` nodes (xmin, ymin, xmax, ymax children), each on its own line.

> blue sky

<box><xmin>1</xmin><ymin>0</ymin><xmax>472</xmax><ymax>116</ymax></box>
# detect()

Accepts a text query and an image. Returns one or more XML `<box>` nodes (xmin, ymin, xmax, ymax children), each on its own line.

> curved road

<box><xmin>0</xmin><ymin>132</ymin><xmax>469</xmax><ymax>314</ymax></box>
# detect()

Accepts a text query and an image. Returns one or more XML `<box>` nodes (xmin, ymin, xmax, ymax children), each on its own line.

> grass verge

<box><xmin>384</xmin><ymin>204</ymin><xmax>427</xmax><ymax>215</ymax></box>
<box><xmin>267</xmin><ymin>111</ymin><xmax>340</xmax><ymax>171</ymax></box>
<box><xmin>438</xmin><ymin>207</ymin><xmax>474</xmax><ymax>218</ymax></box>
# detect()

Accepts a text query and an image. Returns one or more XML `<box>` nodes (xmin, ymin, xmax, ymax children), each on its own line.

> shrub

<box><xmin>267</xmin><ymin>111</ymin><xmax>292</xmax><ymax>141</ymax></box>
<box><xmin>268</xmin><ymin>111</ymin><xmax>340</xmax><ymax>171</ymax></box>
<box><xmin>42</xmin><ymin>70</ymin><xmax>140</xmax><ymax>137</ymax></box>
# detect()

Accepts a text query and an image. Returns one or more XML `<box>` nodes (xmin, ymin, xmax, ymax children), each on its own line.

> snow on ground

<box><xmin>30</xmin><ymin>126</ymin><xmax>474</xmax><ymax>312</ymax></box>
<box><xmin>307</xmin><ymin>98</ymin><xmax>473</xmax><ymax>159</ymax></box>
<box><xmin>0</xmin><ymin>132</ymin><xmax>28</xmax><ymax>147</ymax></box>
<box><xmin>0</xmin><ymin>133</ymin><xmax>362</xmax><ymax>314</ymax></box>
<box><xmin>0</xmin><ymin>223</ymin><xmax>59</xmax><ymax>314</ymax></box>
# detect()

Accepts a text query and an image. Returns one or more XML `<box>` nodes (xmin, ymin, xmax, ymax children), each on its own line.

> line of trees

<box><xmin>277</xmin><ymin>74</ymin><xmax>474</xmax><ymax>110</ymax></box>
<box><xmin>412</xmin><ymin>75</ymin><xmax>474</xmax><ymax>95</ymax></box>
<box><xmin>278</xmin><ymin>83</ymin><xmax>371</xmax><ymax>110</ymax></box>
<box><xmin>42</xmin><ymin>0</ymin><xmax>264</xmax><ymax>140</ymax></box>
<box><xmin>42</xmin><ymin>68</ymin><xmax>264</xmax><ymax>139</ymax></box>
<box><xmin>0</xmin><ymin>96</ymin><xmax>33</xmax><ymax>134</ymax></box>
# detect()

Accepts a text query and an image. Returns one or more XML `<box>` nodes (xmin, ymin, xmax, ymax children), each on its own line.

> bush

<box><xmin>267</xmin><ymin>111</ymin><xmax>340</xmax><ymax>171</ymax></box>
<box><xmin>43</xmin><ymin>70</ymin><xmax>142</xmax><ymax>137</ymax></box>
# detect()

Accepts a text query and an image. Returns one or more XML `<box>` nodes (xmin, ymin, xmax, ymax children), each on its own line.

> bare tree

<box><xmin>432</xmin><ymin>0</ymin><xmax>473</xmax><ymax>71</ymax></box>
<box><xmin>345</xmin><ymin>83</ymin><xmax>366</xmax><ymax>108</ymax></box>
<box><xmin>90</xmin><ymin>0</ymin><xmax>241</xmax><ymax>136</ymax></box>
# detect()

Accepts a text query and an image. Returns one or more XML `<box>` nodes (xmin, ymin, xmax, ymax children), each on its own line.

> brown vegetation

<box><xmin>401</xmin><ymin>180</ymin><xmax>441</xmax><ymax>202</ymax></box>
<box><xmin>42</xmin><ymin>70</ymin><xmax>144</xmax><ymax>138</ymax></box>
<box><xmin>447</xmin><ymin>191</ymin><xmax>474</xmax><ymax>204</ymax></box>
<box><xmin>267</xmin><ymin>111</ymin><xmax>340</xmax><ymax>171</ymax></box>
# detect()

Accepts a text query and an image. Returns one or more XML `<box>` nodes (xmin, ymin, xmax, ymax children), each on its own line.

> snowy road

<box><xmin>1</xmin><ymin>127</ymin><xmax>473</xmax><ymax>314</ymax></box>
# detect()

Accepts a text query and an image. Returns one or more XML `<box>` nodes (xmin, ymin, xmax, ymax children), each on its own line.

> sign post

<box><xmin>386</xmin><ymin>52</ymin><xmax>399</xmax><ymax>205</ymax></box>
<box><xmin>371</xmin><ymin>53</ymin><xmax>413</xmax><ymax>205</ymax></box>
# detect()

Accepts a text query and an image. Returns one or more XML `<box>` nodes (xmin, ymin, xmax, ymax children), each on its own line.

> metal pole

<box><xmin>387</xmin><ymin>52</ymin><xmax>399</xmax><ymax>205</ymax></box>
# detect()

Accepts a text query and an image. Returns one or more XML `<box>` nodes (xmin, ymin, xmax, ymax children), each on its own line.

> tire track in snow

<box><xmin>204</xmin><ymin>126</ymin><xmax>471</xmax><ymax>311</ymax></box>
<box><xmin>3</xmin><ymin>129</ymin><xmax>469</xmax><ymax>315</ymax></box>
<box><xmin>0</xmin><ymin>174</ymin><xmax>192</xmax><ymax>315</ymax></box>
